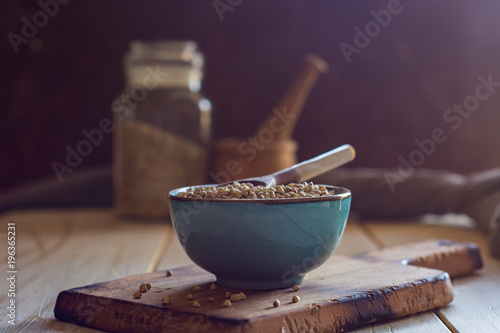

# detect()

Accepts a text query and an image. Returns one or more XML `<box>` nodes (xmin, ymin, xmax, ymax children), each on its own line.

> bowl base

<box><xmin>216</xmin><ymin>276</ymin><xmax>305</xmax><ymax>290</ymax></box>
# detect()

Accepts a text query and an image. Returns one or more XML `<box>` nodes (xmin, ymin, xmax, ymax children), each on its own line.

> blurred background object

<box><xmin>113</xmin><ymin>40</ymin><xmax>211</xmax><ymax>218</ymax></box>
<box><xmin>2</xmin><ymin>0</ymin><xmax>500</xmax><ymax>194</ymax></box>
<box><xmin>213</xmin><ymin>53</ymin><xmax>328</xmax><ymax>181</ymax></box>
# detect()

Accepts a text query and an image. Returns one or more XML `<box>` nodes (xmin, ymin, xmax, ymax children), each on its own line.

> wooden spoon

<box><xmin>224</xmin><ymin>144</ymin><xmax>355</xmax><ymax>187</ymax></box>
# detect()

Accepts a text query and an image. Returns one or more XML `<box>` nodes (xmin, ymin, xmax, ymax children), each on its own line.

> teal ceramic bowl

<box><xmin>168</xmin><ymin>185</ymin><xmax>351</xmax><ymax>289</ymax></box>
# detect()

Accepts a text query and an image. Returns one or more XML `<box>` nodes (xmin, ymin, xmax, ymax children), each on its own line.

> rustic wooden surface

<box><xmin>0</xmin><ymin>209</ymin><xmax>499</xmax><ymax>332</ymax></box>
<box><xmin>53</xmin><ymin>240</ymin><xmax>481</xmax><ymax>333</ymax></box>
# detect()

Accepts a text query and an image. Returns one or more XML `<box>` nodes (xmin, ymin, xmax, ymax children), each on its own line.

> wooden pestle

<box><xmin>254</xmin><ymin>53</ymin><xmax>329</xmax><ymax>140</ymax></box>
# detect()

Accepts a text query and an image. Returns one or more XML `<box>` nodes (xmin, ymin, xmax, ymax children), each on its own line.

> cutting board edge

<box><xmin>53</xmin><ymin>239</ymin><xmax>481</xmax><ymax>333</ymax></box>
<box><xmin>272</xmin><ymin>270</ymin><xmax>455</xmax><ymax>333</ymax></box>
<box><xmin>54</xmin><ymin>270</ymin><xmax>454</xmax><ymax>333</ymax></box>
<box><xmin>54</xmin><ymin>289</ymin><xmax>252</xmax><ymax>333</ymax></box>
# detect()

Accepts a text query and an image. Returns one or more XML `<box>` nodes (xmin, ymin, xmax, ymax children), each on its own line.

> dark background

<box><xmin>2</xmin><ymin>0</ymin><xmax>500</xmax><ymax>192</ymax></box>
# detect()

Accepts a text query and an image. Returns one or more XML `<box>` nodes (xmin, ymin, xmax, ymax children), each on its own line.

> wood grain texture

<box><xmin>1</xmin><ymin>209</ymin><xmax>493</xmax><ymax>333</ymax></box>
<box><xmin>351</xmin><ymin>312</ymin><xmax>452</xmax><ymax>333</ymax></box>
<box><xmin>364</xmin><ymin>218</ymin><xmax>500</xmax><ymax>332</ymax></box>
<box><xmin>353</xmin><ymin>239</ymin><xmax>483</xmax><ymax>278</ymax></box>
<box><xmin>54</xmin><ymin>240</ymin><xmax>481</xmax><ymax>333</ymax></box>
<box><xmin>0</xmin><ymin>209</ymin><xmax>167</xmax><ymax>332</ymax></box>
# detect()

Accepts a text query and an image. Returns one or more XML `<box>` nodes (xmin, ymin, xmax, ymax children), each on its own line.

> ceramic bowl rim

<box><xmin>169</xmin><ymin>184</ymin><xmax>351</xmax><ymax>205</ymax></box>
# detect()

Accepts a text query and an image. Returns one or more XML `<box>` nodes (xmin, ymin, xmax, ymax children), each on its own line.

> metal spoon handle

<box><xmin>272</xmin><ymin>144</ymin><xmax>356</xmax><ymax>185</ymax></box>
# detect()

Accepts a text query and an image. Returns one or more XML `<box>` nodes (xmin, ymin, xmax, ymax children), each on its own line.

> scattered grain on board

<box><xmin>162</xmin><ymin>296</ymin><xmax>171</xmax><ymax>304</ymax></box>
<box><xmin>166</xmin><ymin>270</ymin><xmax>172</xmax><ymax>277</ymax></box>
<box><xmin>133</xmin><ymin>292</ymin><xmax>142</xmax><ymax>299</ymax></box>
<box><xmin>292</xmin><ymin>285</ymin><xmax>301</xmax><ymax>291</ymax></box>
<box><xmin>222</xmin><ymin>299</ymin><xmax>232</xmax><ymax>307</ymax></box>
<box><xmin>193</xmin><ymin>301</ymin><xmax>201</xmax><ymax>308</ymax></box>
<box><xmin>292</xmin><ymin>295</ymin><xmax>300</xmax><ymax>303</ymax></box>
<box><xmin>273</xmin><ymin>299</ymin><xmax>281</xmax><ymax>307</ymax></box>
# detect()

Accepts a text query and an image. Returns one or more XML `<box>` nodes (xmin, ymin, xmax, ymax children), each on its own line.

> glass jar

<box><xmin>113</xmin><ymin>40</ymin><xmax>211</xmax><ymax>218</ymax></box>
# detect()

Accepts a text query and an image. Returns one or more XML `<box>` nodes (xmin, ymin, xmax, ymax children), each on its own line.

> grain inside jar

<box><xmin>115</xmin><ymin>119</ymin><xmax>208</xmax><ymax>217</ymax></box>
<box><xmin>113</xmin><ymin>40</ymin><xmax>211</xmax><ymax>218</ymax></box>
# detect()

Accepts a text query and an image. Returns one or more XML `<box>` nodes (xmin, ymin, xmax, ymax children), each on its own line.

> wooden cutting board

<box><xmin>54</xmin><ymin>240</ymin><xmax>482</xmax><ymax>333</ymax></box>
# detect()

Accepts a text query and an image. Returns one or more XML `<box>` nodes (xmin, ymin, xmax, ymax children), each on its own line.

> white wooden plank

<box><xmin>0</xmin><ymin>209</ymin><xmax>167</xmax><ymax>332</ymax></box>
<box><xmin>350</xmin><ymin>312</ymin><xmax>451</xmax><ymax>332</ymax></box>
<box><xmin>364</xmin><ymin>217</ymin><xmax>500</xmax><ymax>333</ymax></box>
<box><xmin>156</xmin><ymin>223</ymin><xmax>194</xmax><ymax>271</ymax></box>
<box><xmin>335</xmin><ymin>218</ymin><xmax>380</xmax><ymax>255</ymax></box>
<box><xmin>2</xmin><ymin>209</ymin><xmax>488</xmax><ymax>333</ymax></box>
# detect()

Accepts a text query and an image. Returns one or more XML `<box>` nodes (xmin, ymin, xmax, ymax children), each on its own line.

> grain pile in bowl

<box><xmin>174</xmin><ymin>182</ymin><xmax>336</xmax><ymax>200</ymax></box>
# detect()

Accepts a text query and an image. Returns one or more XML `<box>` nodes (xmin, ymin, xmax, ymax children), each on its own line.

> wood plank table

<box><xmin>0</xmin><ymin>209</ymin><xmax>499</xmax><ymax>332</ymax></box>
